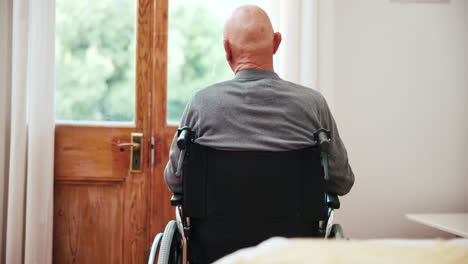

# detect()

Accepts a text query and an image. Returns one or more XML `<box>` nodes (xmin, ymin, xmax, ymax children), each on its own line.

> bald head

<box><xmin>223</xmin><ymin>5</ymin><xmax>281</xmax><ymax>73</ymax></box>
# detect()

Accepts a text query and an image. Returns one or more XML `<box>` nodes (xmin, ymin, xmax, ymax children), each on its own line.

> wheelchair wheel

<box><xmin>157</xmin><ymin>220</ymin><xmax>181</xmax><ymax>264</ymax></box>
<box><xmin>329</xmin><ymin>224</ymin><xmax>345</xmax><ymax>239</ymax></box>
<box><xmin>148</xmin><ymin>233</ymin><xmax>163</xmax><ymax>264</ymax></box>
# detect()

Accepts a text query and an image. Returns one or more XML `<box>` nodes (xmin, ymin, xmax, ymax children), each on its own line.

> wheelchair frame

<box><xmin>148</xmin><ymin>127</ymin><xmax>344</xmax><ymax>264</ymax></box>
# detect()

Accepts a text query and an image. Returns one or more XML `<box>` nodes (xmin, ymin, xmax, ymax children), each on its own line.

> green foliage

<box><xmin>56</xmin><ymin>0</ymin><xmax>233</xmax><ymax>122</ymax></box>
<box><xmin>56</xmin><ymin>0</ymin><xmax>136</xmax><ymax>121</ymax></box>
<box><xmin>167</xmin><ymin>2</ymin><xmax>233</xmax><ymax>123</ymax></box>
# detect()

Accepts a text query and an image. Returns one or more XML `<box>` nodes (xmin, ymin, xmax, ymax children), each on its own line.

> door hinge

<box><xmin>150</xmin><ymin>136</ymin><xmax>155</xmax><ymax>166</ymax></box>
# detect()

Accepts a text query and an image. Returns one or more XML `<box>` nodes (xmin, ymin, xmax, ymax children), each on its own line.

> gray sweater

<box><xmin>164</xmin><ymin>69</ymin><xmax>354</xmax><ymax>195</ymax></box>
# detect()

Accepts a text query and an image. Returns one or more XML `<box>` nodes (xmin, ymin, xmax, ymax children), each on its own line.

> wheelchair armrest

<box><xmin>326</xmin><ymin>193</ymin><xmax>340</xmax><ymax>210</ymax></box>
<box><xmin>171</xmin><ymin>193</ymin><xmax>183</xmax><ymax>206</ymax></box>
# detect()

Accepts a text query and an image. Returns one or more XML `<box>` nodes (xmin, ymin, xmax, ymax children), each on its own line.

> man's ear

<box><xmin>224</xmin><ymin>40</ymin><xmax>232</xmax><ymax>63</ymax></box>
<box><xmin>273</xmin><ymin>32</ymin><xmax>282</xmax><ymax>54</ymax></box>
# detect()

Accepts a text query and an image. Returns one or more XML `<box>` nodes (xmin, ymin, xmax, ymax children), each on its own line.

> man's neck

<box><xmin>232</xmin><ymin>55</ymin><xmax>275</xmax><ymax>74</ymax></box>
<box><xmin>234</xmin><ymin>63</ymin><xmax>274</xmax><ymax>74</ymax></box>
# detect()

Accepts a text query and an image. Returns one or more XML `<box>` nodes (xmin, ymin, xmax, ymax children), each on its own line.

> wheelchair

<box><xmin>148</xmin><ymin>127</ymin><xmax>344</xmax><ymax>264</ymax></box>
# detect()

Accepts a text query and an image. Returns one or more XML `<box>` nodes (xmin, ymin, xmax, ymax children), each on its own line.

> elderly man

<box><xmin>164</xmin><ymin>5</ymin><xmax>354</xmax><ymax>196</ymax></box>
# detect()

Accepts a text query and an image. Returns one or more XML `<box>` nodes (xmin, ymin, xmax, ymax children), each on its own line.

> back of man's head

<box><xmin>223</xmin><ymin>5</ymin><xmax>281</xmax><ymax>73</ymax></box>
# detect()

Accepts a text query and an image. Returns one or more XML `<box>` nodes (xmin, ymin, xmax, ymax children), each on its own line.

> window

<box><xmin>55</xmin><ymin>0</ymin><xmax>136</xmax><ymax>122</ymax></box>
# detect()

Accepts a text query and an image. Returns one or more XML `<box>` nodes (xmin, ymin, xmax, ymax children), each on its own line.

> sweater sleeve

<box><xmin>164</xmin><ymin>133</ymin><xmax>182</xmax><ymax>193</ymax></box>
<box><xmin>319</xmin><ymin>97</ymin><xmax>355</xmax><ymax>196</ymax></box>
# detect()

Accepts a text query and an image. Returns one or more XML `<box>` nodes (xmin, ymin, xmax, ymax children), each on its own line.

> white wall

<box><xmin>329</xmin><ymin>0</ymin><xmax>468</xmax><ymax>238</ymax></box>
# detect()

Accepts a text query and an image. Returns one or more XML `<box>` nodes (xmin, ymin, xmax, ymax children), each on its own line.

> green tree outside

<box><xmin>56</xmin><ymin>0</ymin><xmax>257</xmax><ymax>123</ymax></box>
<box><xmin>56</xmin><ymin>0</ymin><xmax>136</xmax><ymax>121</ymax></box>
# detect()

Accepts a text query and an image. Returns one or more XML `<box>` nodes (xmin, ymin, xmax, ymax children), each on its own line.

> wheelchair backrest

<box><xmin>182</xmin><ymin>143</ymin><xmax>328</xmax><ymax>221</ymax></box>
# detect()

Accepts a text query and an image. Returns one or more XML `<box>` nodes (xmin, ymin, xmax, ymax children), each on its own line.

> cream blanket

<box><xmin>214</xmin><ymin>237</ymin><xmax>468</xmax><ymax>264</ymax></box>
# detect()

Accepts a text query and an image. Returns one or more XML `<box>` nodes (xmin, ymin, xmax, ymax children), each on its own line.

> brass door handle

<box><xmin>115</xmin><ymin>142</ymin><xmax>141</xmax><ymax>150</ymax></box>
<box><xmin>114</xmin><ymin>132</ymin><xmax>143</xmax><ymax>172</ymax></box>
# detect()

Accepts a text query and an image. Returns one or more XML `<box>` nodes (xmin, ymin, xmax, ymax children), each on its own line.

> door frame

<box><xmin>147</xmin><ymin>0</ymin><xmax>179</xmax><ymax>243</ymax></box>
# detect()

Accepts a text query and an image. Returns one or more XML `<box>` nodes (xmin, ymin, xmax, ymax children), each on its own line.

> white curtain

<box><xmin>0</xmin><ymin>0</ymin><xmax>55</xmax><ymax>263</ymax></box>
<box><xmin>261</xmin><ymin>0</ymin><xmax>318</xmax><ymax>89</ymax></box>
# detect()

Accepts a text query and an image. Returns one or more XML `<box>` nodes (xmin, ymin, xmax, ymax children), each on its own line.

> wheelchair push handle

<box><xmin>313</xmin><ymin>129</ymin><xmax>331</xmax><ymax>181</ymax></box>
<box><xmin>177</xmin><ymin>127</ymin><xmax>192</xmax><ymax>150</ymax></box>
<box><xmin>314</xmin><ymin>129</ymin><xmax>331</xmax><ymax>153</ymax></box>
<box><xmin>175</xmin><ymin>127</ymin><xmax>194</xmax><ymax>178</ymax></box>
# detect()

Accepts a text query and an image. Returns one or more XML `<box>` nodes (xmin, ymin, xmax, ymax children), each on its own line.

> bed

<box><xmin>214</xmin><ymin>237</ymin><xmax>468</xmax><ymax>264</ymax></box>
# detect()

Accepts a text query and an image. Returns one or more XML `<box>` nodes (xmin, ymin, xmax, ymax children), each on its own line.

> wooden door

<box><xmin>53</xmin><ymin>0</ymin><xmax>174</xmax><ymax>263</ymax></box>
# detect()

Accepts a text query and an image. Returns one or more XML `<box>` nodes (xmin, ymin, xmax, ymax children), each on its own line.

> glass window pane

<box><xmin>167</xmin><ymin>0</ymin><xmax>262</xmax><ymax>124</ymax></box>
<box><xmin>55</xmin><ymin>0</ymin><xmax>136</xmax><ymax>122</ymax></box>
